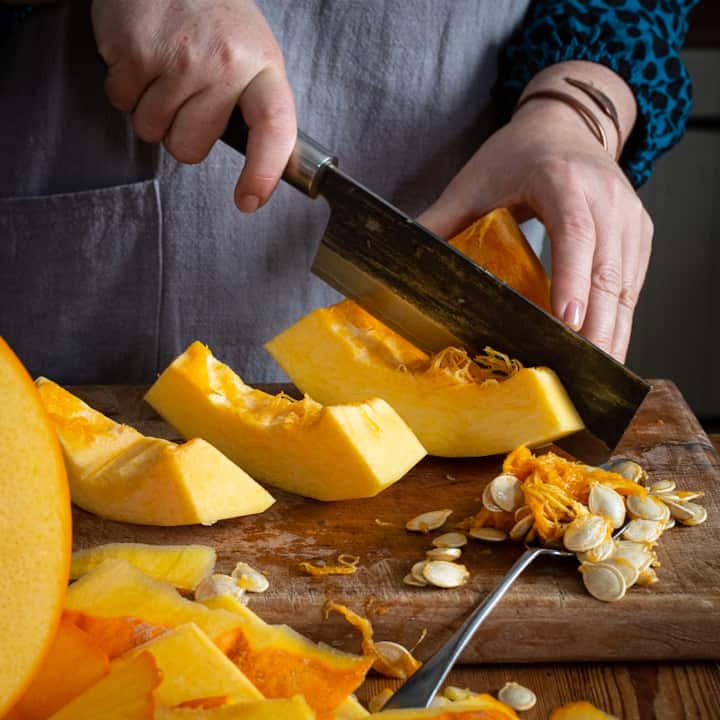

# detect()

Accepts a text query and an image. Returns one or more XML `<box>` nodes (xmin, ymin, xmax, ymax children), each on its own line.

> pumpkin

<box><xmin>120</xmin><ymin>623</ymin><xmax>262</xmax><ymax>706</ymax></box>
<box><xmin>144</xmin><ymin>342</ymin><xmax>426</xmax><ymax>501</ymax></box>
<box><xmin>548</xmin><ymin>701</ymin><xmax>619</xmax><ymax>719</ymax></box>
<box><xmin>47</xmin><ymin>651</ymin><xmax>160</xmax><ymax>720</ymax></box>
<box><xmin>265</xmin><ymin>209</ymin><xmax>582</xmax><ymax>458</ymax></box>
<box><xmin>36</xmin><ymin>378</ymin><xmax>274</xmax><ymax>525</ymax></box>
<box><xmin>11</xmin><ymin>615</ymin><xmax>109</xmax><ymax>720</ymax></box>
<box><xmin>0</xmin><ymin>339</ymin><xmax>72</xmax><ymax>716</ymax></box>
<box><xmin>70</xmin><ymin>543</ymin><xmax>217</xmax><ymax>592</ymax></box>
<box><xmin>64</xmin><ymin>560</ymin><xmax>373</xmax><ymax>719</ymax></box>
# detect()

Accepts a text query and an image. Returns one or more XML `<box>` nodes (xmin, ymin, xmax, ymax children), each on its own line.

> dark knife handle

<box><xmin>221</xmin><ymin>107</ymin><xmax>337</xmax><ymax>198</ymax></box>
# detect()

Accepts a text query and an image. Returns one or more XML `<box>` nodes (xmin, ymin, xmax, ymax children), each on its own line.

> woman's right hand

<box><xmin>91</xmin><ymin>0</ymin><xmax>296</xmax><ymax>212</ymax></box>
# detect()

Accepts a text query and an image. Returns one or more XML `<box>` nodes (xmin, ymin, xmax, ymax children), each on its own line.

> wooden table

<box><xmin>68</xmin><ymin>382</ymin><xmax>720</xmax><ymax>719</ymax></box>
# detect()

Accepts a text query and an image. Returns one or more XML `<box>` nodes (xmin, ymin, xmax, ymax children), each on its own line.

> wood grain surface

<box><xmin>69</xmin><ymin>380</ymin><xmax>720</xmax><ymax>665</ymax></box>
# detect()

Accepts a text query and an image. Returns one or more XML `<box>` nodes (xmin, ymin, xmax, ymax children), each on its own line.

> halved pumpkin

<box><xmin>155</xmin><ymin>696</ymin><xmax>316</xmax><ymax>720</ymax></box>
<box><xmin>36</xmin><ymin>378</ymin><xmax>274</xmax><ymax>525</ymax></box>
<box><xmin>0</xmin><ymin>339</ymin><xmax>72</xmax><ymax>716</ymax></box>
<box><xmin>144</xmin><ymin>342</ymin><xmax>426</xmax><ymax>500</ymax></box>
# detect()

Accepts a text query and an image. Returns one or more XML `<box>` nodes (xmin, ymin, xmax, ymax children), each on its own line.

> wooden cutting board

<box><xmin>70</xmin><ymin>380</ymin><xmax>720</xmax><ymax>664</ymax></box>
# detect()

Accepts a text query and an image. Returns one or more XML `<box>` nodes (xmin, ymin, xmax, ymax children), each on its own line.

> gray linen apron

<box><xmin>0</xmin><ymin>0</ymin><xmax>531</xmax><ymax>384</ymax></box>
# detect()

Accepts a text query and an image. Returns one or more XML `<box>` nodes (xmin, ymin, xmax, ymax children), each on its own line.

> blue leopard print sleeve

<box><xmin>498</xmin><ymin>0</ymin><xmax>699</xmax><ymax>187</ymax></box>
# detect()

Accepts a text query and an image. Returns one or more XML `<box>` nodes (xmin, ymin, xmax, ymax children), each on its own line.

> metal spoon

<box><xmin>384</xmin><ymin>458</ymin><xmax>638</xmax><ymax>710</ymax></box>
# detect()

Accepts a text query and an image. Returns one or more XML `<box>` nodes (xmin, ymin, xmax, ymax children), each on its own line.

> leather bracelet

<box><xmin>564</xmin><ymin>77</ymin><xmax>622</xmax><ymax>159</ymax></box>
<box><xmin>514</xmin><ymin>89</ymin><xmax>614</xmax><ymax>160</ymax></box>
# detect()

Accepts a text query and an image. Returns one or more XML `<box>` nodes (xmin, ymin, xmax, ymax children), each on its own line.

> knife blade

<box><xmin>221</xmin><ymin>110</ymin><xmax>650</xmax><ymax>453</ymax></box>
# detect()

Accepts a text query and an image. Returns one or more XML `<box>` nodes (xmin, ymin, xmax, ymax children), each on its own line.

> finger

<box><xmin>103</xmin><ymin>56</ymin><xmax>158</xmax><ymax>114</ymax></box>
<box><xmin>133</xmin><ymin>68</ymin><xmax>203</xmax><ymax>145</ymax></box>
<box><xmin>610</xmin><ymin>206</ymin><xmax>653</xmax><ymax>361</ymax></box>
<box><xmin>234</xmin><ymin>67</ymin><xmax>296</xmax><ymax>212</ymax></box>
<box><xmin>535</xmin><ymin>180</ymin><xmax>595</xmax><ymax>332</ymax></box>
<box><xmin>417</xmin><ymin>188</ymin><xmax>478</xmax><ymax>240</ymax></box>
<box><xmin>164</xmin><ymin>85</ymin><xmax>238</xmax><ymax>164</ymax></box>
<box><xmin>578</xmin><ymin>209</ymin><xmax>623</xmax><ymax>355</ymax></box>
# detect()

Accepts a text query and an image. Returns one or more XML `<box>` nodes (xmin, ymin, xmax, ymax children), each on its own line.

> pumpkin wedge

<box><xmin>155</xmin><ymin>696</ymin><xmax>315</xmax><ymax>720</ymax></box>
<box><xmin>65</xmin><ymin>560</ymin><xmax>373</xmax><ymax>719</ymax></box>
<box><xmin>367</xmin><ymin>697</ymin><xmax>518</xmax><ymax>719</ymax></box>
<box><xmin>265</xmin><ymin>301</ymin><xmax>583</xmax><ymax>457</ymax></box>
<box><xmin>120</xmin><ymin>623</ymin><xmax>263</xmax><ymax>706</ymax></box>
<box><xmin>0</xmin><ymin>339</ymin><xmax>72</xmax><ymax>716</ymax></box>
<box><xmin>145</xmin><ymin>342</ymin><xmax>426</xmax><ymax>500</ymax></box>
<box><xmin>48</xmin><ymin>651</ymin><xmax>160</xmax><ymax>720</ymax></box>
<box><xmin>36</xmin><ymin>378</ymin><xmax>274</xmax><ymax>525</ymax></box>
<box><xmin>70</xmin><ymin>543</ymin><xmax>216</xmax><ymax>591</ymax></box>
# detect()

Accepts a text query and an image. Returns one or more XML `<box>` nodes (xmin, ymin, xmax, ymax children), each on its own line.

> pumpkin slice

<box><xmin>12</xmin><ymin>615</ymin><xmax>109</xmax><ymax>720</ymax></box>
<box><xmin>334</xmin><ymin>696</ymin><xmax>369</xmax><ymax>719</ymax></box>
<box><xmin>36</xmin><ymin>377</ymin><xmax>274</xmax><ymax>525</ymax></box>
<box><xmin>120</xmin><ymin>623</ymin><xmax>262</xmax><ymax>706</ymax></box>
<box><xmin>367</xmin><ymin>696</ymin><xmax>518</xmax><ymax>719</ymax></box>
<box><xmin>549</xmin><ymin>701</ymin><xmax>619</xmax><ymax>719</ymax></box>
<box><xmin>265</xmin><ymin>300</ymin><xmax>583</xmax><ymax>457</ymax></box>
<box><xmin>0</xmin><ymin>339</ymin><xmax>72</xmax><ymax>716</ymax></box>
<box><xmin>48</xmin><ymin>651</ymin><xmax>160</xmax><ymax>720</ymax></box>
<box><xmin>144</xmin><ymin>342</ymin><xmax>426</xmax><ymax>500</ymax></box>
<box><xmin>449</xmin><ymin>208</ymin><xmax>551</xmax><ymax>312</ymax></box>
<box><xmin>70</xmin><ymin>543</ymin><xmax>217</xmax><ymax>591</ymax></box>
<box><xmin>65</xmin><ymin>560</ymin><xmax>373</xmax><ymax>718</ymax></box>
<box><xmin>155</xmin><ymin>696</ymin><xmax>315</xmax><ymax>720</ymax></box>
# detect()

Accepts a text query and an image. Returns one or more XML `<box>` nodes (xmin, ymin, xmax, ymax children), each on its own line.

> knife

<box><xmin>221</xmin><ymin>110</ymin><xmax>650</xmax><ymax>455</ymax></box>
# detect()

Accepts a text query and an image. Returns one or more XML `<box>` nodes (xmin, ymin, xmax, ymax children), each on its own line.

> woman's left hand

<box><xmin>418</xmin><ymin>93</ymin><xmax>653</xmax><ymax>364</ymax></box>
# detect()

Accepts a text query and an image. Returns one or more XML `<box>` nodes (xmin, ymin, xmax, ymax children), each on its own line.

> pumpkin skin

<box><xmin>36</xmin><ymin>377</ymin><xmax>274</xmax><ymax>526</ymax></box>
<box><xmin>266</xmin><ymin>209</ymin><xmax>583</xmax><ymax>458</ymax></box>
<box><xmin>145</xmin><ymin>341</ymin><xmax>427</xmax><ymax>501</ymax></box>
<box><xmin>0</xmin><ymin>339</ymin><xmax>72</xmax><ymax>716</ymax></box>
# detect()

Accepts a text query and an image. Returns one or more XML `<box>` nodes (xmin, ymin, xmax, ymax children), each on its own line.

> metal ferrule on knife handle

<box><xmin>221</xmin><ymin>108</ymin><xmax>337</xmax><ymax>197</ymax></box>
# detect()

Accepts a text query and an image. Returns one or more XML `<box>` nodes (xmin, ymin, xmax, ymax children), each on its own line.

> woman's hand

<box><xmin>419</xmin><ymin>65</ymin><xmax>652</xmax><ymax>364</ymax></box>
<box><xmin>91</xmin><ymin>0</ymin><xmax>296</xmax><ymax>212</ymax></box>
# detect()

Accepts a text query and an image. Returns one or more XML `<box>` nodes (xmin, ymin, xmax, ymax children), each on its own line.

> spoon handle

<box><xmin>384</xmin><ymin>547</ymin><xmax>544</xmax><ymax>710</ymax></box>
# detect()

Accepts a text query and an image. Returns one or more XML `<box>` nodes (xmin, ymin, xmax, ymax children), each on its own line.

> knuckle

<box><xmin>591</xmin><ymin>261</ymin><xmax>622</xmax><ymax>296</ymax></box>
<box><xmin>132</xmin><ymin>113</ymin><xmax>164</xmax><ymax>143</ymax></box>
<box><xmin>619</xmin><ymin>281</ymin><xmax>640</xmax><ymax>309</ymax></box>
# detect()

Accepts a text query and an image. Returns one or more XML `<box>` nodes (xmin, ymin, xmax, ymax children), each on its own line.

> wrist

<box><xmin>518</xmin><ymin>60</ymin><xmax>637</xmax><ymax>161</ymax></box>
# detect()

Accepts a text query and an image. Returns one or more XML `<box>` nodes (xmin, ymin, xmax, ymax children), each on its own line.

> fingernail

<box><xmin>237</xmin><ymin>194</ymin><xmax>260</xmax><ymax>213</ymax></box>
<box><xmin>563</xmin><ymin>300</ymin><xmax>583</xmax><ymax>331</ymax></box>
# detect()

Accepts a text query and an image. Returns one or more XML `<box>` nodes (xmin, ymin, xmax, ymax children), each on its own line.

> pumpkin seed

<box><xmin>626</xmin><ymin>494</ymin><xmax>670</xmax><ymax>523</ymax></box>
<box><xmin>406</xmin><ymin>509</ymin><xmax>453</xmax><ymax>533</ymax></box>
<box><xmin>194</xmin><ymin>573</ymin><xmax>248</xmax><ymax>604</ymax></box>
<box><xmin>649</xmin><ymin>479</ymin><xmax>676</xmax><ymax>494</ymax></box>
<box><xmin>515</xmin><ymin>505</ymin><xmax>532</xmax><ymax>521</ymax></box>
<box><xmin>563</xmin><ymin>514</ymin><xmax>610</xmax><ymax>553</ymax></box>
<box><xmin>612</xmin><ymin>541</ymin><xmax>654</xmax><ymax>573</ymax></box>
<box><xmin>678</xmin><ymin>502</ymin><xmax>707</xmax><ymax>526</ymax></box>
<box><xmin>674</xmin><ymin>490</ymin><xmax>705</xmax><ymax>502</ymax></box>
<box><xmin>602</xmin><ymin>557</ymin><xmax>639</xmax><ymax>588</ymax></box>
<box><xmin>373</xmin><ymin>641</ymin><xmax>420</xmax><ymax>680</ymax></box>
<box><xmin>588</xmin><ymin>482</ymin><xmax>626</xmax><ymax>529</ymax></box>
<box><xmin>497</xmin><ymin>681</ymin><xmax>537</xmax><ymax>711</ymax></box>
<box><xmin>662</xmin><ymin>499</ymin><xmax>694</xmax><ymax>522</ymax></box>
<box><xmin>403</xmin><ymin>573</ymin><xmax>427</xmax><ymax>587</ymax></box>
<box><xmin>469</xmin><ymin>527</ymin><xmax>508</xmax><ymax>542</ymax></box>
<box><xmin>410</xmin><ymin>561</ymin><xmax>429</xmax><ymax>583</ymax></box>
<box><xmin>426</xmin><ymin>547</ymin><xmax>462</xmax><ymax>562</ymax></box>
<box><xmin>430</xmin><ymin>696</ymin><xmax>452</xmax><ymax>708</ymax></box>
<box><xmin>606</xmin><ymin>459</ymin><xmax>646</xmax><ymax>484</ymax></box>
<box><xmin>432</xmin><ymin>532</ymin><xmax>467</xmax><ymax>548</ymax></box>
<box><xmin>580</xmin><ymin>562</ymin><xmax>627</xmax><ymax>602</ymax></box>
<box><xmin>509</xmin><ymin>513</ymin><xmax>534</xmax><ymax>540</ymax></box>
<box><xmin>576</xmin><ymin>537</ymin><xmax>614</xmax><ymax>564</ymax></box>
<box><xmin>489</xmin><ymin>473</ymin><xmax>524</xmax><ymax>513</ymax></box>
<box><xmin>231</xmin><ymin>561</ymin><xmax>269</xmax><ymax>593</ymax></box>
<box><xmin>663</xmin><ymin>516</ymin><xmax>676</xmax><ymax>531</ymax></box>
<box><xmin>422</xmin><ymin>561</ymin><xmax>470</xmax><ymax>588</ymax></box>
<box><xmin>620</xmin><ymin>519</ymin><xmax>664</xmax><ymax>543</ymax></box>
<box><xmin>482</xmin><ymin>483</ymin><xmax>504</xmax><ymax>513</ymax></box>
